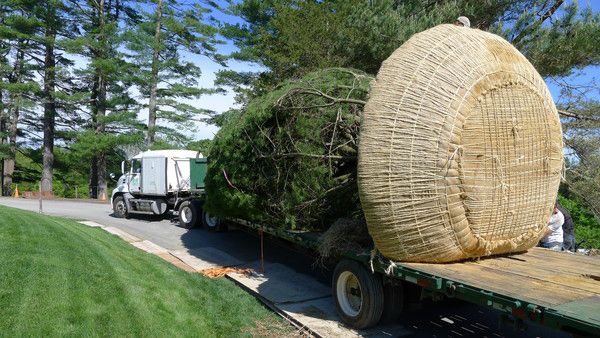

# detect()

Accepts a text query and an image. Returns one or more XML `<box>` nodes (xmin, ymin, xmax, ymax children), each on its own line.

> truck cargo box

<box><xmin>141</xmin><ymin>156</ymin><xmax>167</xmax><ymax>195</ymax></box>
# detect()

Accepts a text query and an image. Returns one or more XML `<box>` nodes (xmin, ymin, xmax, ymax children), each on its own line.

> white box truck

<box><xmin>110</xmin><ymin>149</ymin><xmax>223</xmax><ymax>230</ymax></box>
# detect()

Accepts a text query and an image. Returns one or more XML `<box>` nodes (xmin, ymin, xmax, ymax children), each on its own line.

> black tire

<box><xmin>333</xmin><ymin>260</ymin><xmax>384</xmax><ymax>329</ymax></box>
<box><xmin>202</xmin><ymin>208</ymin><xmax>227</xmax><ymax>232</ymax></box>
<box><xmin>178</xmin><ymin>200</ymin><xmax>201</xmax><ymax>229</ymax></box>
<box><xmin>379</xmin><ymin>280</ymin><xmax>404</xmax><ymax>324</ymax></box>
<box><xmin>113</xmin><ymin>196</ymin><xmax>129</xmax><ymax>218</ymax></box>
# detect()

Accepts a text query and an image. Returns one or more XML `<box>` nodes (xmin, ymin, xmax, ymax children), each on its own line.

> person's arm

<box><xmin>543</xmin><ymin>210</ymin><xmax>564</xmax><ymax>238</ymax></box>
<box><xmin>542</xmin><ymin>226</ymin><xmax>553</xmax><ymax>237</ymax></box>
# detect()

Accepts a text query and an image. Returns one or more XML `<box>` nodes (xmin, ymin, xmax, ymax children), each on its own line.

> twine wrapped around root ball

<box><xmin>358</xmin><ymin>24</ymin><xmax>563</xmax><ymax>263</ymax></box>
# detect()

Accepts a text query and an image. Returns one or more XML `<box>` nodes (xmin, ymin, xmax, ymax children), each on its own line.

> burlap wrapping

<box><xmin>358</xmin><ymin>25</ymin><xmax>563</xmax><ymax>263</ymax></box>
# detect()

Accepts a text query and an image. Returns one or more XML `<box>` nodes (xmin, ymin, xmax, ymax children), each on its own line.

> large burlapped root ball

<box><xmin>358</xmin><ymin>25</ymin><xmax>563</xmax><ymax>263</ymax></box>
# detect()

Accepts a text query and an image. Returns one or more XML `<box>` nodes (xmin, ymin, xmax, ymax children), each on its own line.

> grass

<box><xmin>0</xmin><ymin>205</ymin><xmax>296</xmax><ymax>337</ymax></box>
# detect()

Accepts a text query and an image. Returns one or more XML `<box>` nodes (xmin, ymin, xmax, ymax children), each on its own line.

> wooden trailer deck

<box><xmin>401</xmin><ymin>248</ymin><xmax>600</xmax><ymax>333</ymax></box>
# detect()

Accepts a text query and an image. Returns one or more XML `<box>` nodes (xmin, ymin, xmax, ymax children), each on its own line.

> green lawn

<box><xmin>0</xmin><ymin>205</ymin><xmax>294</xmax><ymax>336</ymax></box>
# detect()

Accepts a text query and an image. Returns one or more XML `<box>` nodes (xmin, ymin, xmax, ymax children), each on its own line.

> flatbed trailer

<box><xmin>233</xmin><ymin>218</ymin><xmax>600</xmax><ymax>336</ymax></box>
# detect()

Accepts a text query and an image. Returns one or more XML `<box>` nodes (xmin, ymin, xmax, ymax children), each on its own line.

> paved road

<box><xmin>0</xmin><ymin>197</ymin><xmax>571</xmax><ymax>337</ymax></box>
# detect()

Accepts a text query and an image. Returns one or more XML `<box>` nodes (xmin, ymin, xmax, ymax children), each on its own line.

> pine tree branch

<box><xmin>558</xmin><ymin>110</ymin><xmax>600</xmax><ymax>121</ymax></box>
<box><xmin>277</xmin><ymin>88</ymin><xmax>367</xmax><ymax>108</ymax></box>
<box><xmin>561</xmin><ymin>177</ymin><xmax>600</xmax><ymax>219</ymax></box>
<box><xmin>4</xmin><ymin>42</ymin><xmax>45</xmax><ymax>64</ymax></box>
<box><xmin>260</xmin><ymin>153</ymin><xmax>357</xmax><ymax>160</ymax></box>
<box><xmin>512</xmin><ymin>0</ymin><xmax>564</xmax><ymax>46</ymax></box>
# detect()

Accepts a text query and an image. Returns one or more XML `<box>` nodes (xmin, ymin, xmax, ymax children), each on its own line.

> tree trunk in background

<box><xmin>96</xmin><ymin>71</ymin><xmax>107</xmax><ymax>200</ymax></box>
<box><xmin>41</xmin><ymin>18</ymin><xmax>56</xmax><ymax>192</ymax></box>
<box><xmin>89</xmin><ymin>0</ymin><xmax>108</xmax><ymax>199</ymax></box>
<box><xmin>2</xmin><ymin>46</ymin><xmax>25</xmax><ymax>196</ymax></box>
<box><xmin>88</xmin><ymin>71</ymin><xmax>107</xmax><ymax>199</ymax></box>
<box><xmin>3</xmin><ymin>99</ymin><xmax>19</xmax><ymax>196</ymax></box>
<box><xmin>0</xmin><ymin>0</ymin><xmax>6</xmax><ymax>195</ymax></box>
<box><xmin>89</xmin><ymin>69</ymin><xmax>99</xmax><ymax>198</ymax></box>
<box><xmin>89</xmin><ymin>154</ymin><xmax>97</xmax><ymax>198</ymax></box>
<box><xmin>97</xmin><ymin>151</ymin><xmax>106</xmax><ymax>199</ymax></box>
<box><xmin>95</xmin><ymin>0</ymin><xmax>107</xmax><ymax>200</ymax></box>
<box><xmin>0</xmin><ymin>89</ymin><xmax>5</xmax><ymax>195</ymax></box>
<box><xmin>146</xmin><ymin>0</ymin><xmax>163</xmax><ymax>148</ymax></box>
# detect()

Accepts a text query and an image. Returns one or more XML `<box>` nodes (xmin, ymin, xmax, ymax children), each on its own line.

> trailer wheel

<box><xmin>202</xmin><ymin>209</ymin><xmax>227</xmax><ymax>232</ymax></box>
<box><xmin>179</xmin><ymin>200</ymin><xmax>201</xmax><ymax>229</ymax></box>
<box><xmin>333</xmin><ymin>260</ymin><xmax>384</xmax><ymax>329</ymax></box>
<box><xmin>379</xmin><ymin>281</ymin><xmax>404</xmax><ymax>324</ymax></box>
<box><xmin>113</xmin><ymin>196</ymin><xmax>129</xmax><ymax>218</ymax></box>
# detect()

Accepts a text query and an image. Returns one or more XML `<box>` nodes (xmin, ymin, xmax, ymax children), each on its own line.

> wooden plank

<box><xmin>402</xmin><ymin>260</ymin><xmax>594</xmax><ymax>308</ymax></box>
<box><xmin>523</xmin><ymin>248</ymin><xmax>600</xmax><ymax>268</ymax></box>
<box><xmin>488</xmin><ymin>254</ymin><xmax>600</xmax><ymax>281</ymax></box>
<box><xmin>491</xmin><ymin>251</ymin><xmax>600</xmax><ymax>276</ymax></box>
<box><xmin>474</xmin><ymin>256</ymin><xmax>600</xmax><ymax>294</ymax></box>
<box><xmin>471</xmin><ymin>249</ymin><xmax>600</xmax><ymax>275</ymax></box>
<box><xmin>498</xmin><ymin>252</ymin><xmax>600</xmax><ymax>276</ymax></box>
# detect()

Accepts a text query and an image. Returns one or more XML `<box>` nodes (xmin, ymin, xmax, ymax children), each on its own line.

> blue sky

<box><xmin>191</xmin><ymin>0</ymin><xmax>600</xmax><ymax>140</ymax></box>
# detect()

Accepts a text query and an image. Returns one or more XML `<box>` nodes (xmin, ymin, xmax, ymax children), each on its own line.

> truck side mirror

<box><xmin>121</xmin><ymin>161</ymin><xmax>125</xmax><ymax>174</ymax></box>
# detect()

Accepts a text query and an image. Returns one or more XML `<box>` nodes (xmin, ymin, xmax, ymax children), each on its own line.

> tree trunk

<box><xmin>89</xmin><ymin>66</ymin><xmax>99</xmax><ymax>199</ymax></box>
<box><xmin>89</xmin><ymin>155</ymin><xmax>97</xmax><ymax>199</ymax></box>
<box><xmin>89</xmin><ymin>0</ymin><xmax>108</xmax><ymax>199</ymax></box>
<box><xmin>3</xmin><ymin>98</ymin><xmax>19</xmax><ymax>196</ymax></box>
<box><xmin>88</xmin><ymin>71</ymin><xmax>107</xmax><ymax>199</ymax></box>
<box><xmin>0</xmin><ymin>0</ymin><xmax>5</xmax><ymax>194</ymax></box>
<box><xmin>96</xmin><ymin>0</ymin><xmax>107</xmax><ymax>199</ymax></box>
<box><xmin>146</xmin><ymin>0</ymin><xmax>163</xmax><ymax>148</ymax></box>
<box><xmin>97</xmin><ymin>151</ymin><xmax>107</xmax><ymax>200</ymax></box>
<box><xmin>0</xmin><ymin>88</ymin><xmax>5</xmax><ymax>195</ymax></box>
<box><xmin>41</xmin><ymin>18</ymin><xmax>56</xmax><ymax>192</ymax></box>
<box><xmin>2</xmin><ymin>46</ymin><xmax>25</xmax><ymax>196</ymax></box>
<box><xmin>96</xmin><ymin>71</ymin><xmax>107</xmax><ymax>200</ymax></box>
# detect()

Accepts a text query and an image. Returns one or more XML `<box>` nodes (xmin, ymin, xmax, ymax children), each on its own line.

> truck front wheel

<box><xmin>179</xmin><ymin>200</ymin><xmax>201</xmax><ymax>229</ymax></box>
<box><xmin>333</xmin><ymin>260</ymin><xmax>384</xmax><ymax>329</ymax></box>
<box><xmin>113</xmin><ymin>196</ymin><xmax>129</xmax><ymax>218</ymax></box>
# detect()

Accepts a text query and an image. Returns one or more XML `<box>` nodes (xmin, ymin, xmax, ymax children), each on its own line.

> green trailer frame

<box><xmin>232</xmin><ymin>218</ymin><xmax>600</xmax><ymax>336</ymax></box>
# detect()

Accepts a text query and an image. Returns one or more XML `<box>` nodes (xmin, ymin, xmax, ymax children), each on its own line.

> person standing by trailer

<box><xmin>540</xmin><ymin>202</ymin><xmax>564</xmax><ymax>251</ymax></box>
<box><xmin>556</xmin><ymin>200</ymin><xmax>576</xmax><ymax>252</ymax></box>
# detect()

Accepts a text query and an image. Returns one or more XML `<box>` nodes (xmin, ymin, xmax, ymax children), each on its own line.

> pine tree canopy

<box><xmin>205</xmin><ymin>68</ymin><xmax>371</xmax><ymax>230</ymax></box>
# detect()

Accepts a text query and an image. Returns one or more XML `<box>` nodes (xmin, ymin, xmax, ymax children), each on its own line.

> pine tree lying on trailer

<box><xmin>204</xmin><ymin>68</ymin><xmax>372</xmax><ymax>230</ymax></box>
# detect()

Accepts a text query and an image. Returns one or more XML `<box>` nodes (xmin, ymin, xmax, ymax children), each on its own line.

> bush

<box><xmin>558</xmin><ymin>195</ymin><xmax>600</xmax><ymax>249</ymax></box>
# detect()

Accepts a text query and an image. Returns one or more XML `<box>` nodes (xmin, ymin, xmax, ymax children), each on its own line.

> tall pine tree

<box><xmin>0</xmin><ymin>0</ymin><xmax>40</xmax><ymax>195</ymax></box>
<box><xmin>66</xmin><ymin>0</ymin><xmax>143</xmax><ymax>198</ymax></box>
<box><xmin>34</xmin><ymin>0</ymin><xmax>78</xmax><ymax>192</ymax></box>
<box><xmin>127</xmin><ymin>0</ymin><xmax>224</xmax><ymax>148</ymax></box>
